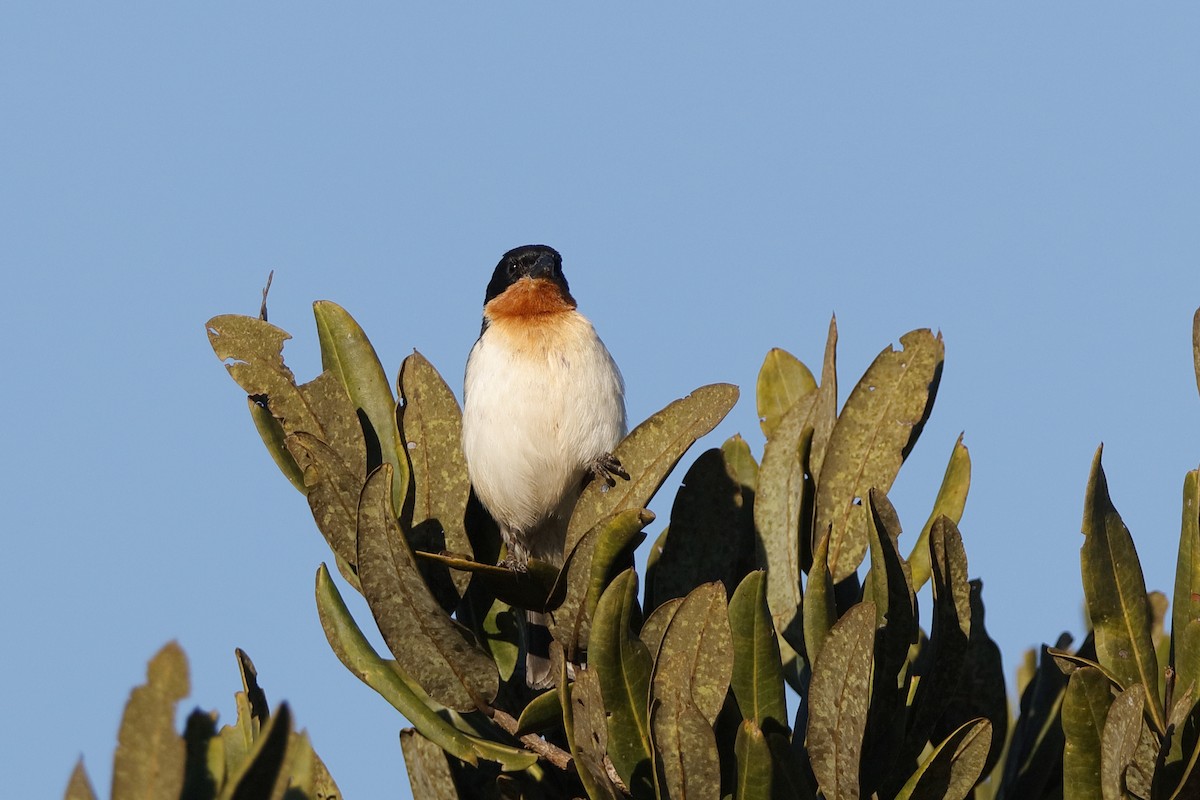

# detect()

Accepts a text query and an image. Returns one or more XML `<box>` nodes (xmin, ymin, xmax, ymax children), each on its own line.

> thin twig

<box><xmin>259</xmin><ymin>270</ymin><xmax>274</xmax><ymax>321</ymax></box>
<box><xmin>490</xmin><ymin>707</ymin><xmax>575</xmax><ymax>772</ymax></box>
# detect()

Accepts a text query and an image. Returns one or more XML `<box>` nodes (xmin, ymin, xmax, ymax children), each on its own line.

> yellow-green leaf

<box><xmin>652</xmin><ymin>582</ymin><xmax>734</xmax><ymax>726</ymax></box>
<box><xmin>810</xmin><ymin>314</ymin><xmax>839</xmax><ymax>483</ymax></box>
<box><xmin>757</xmin><ymin>348</ymin><xmax>816</xmax><ymax>439</ymax></box>
<box><xmin>729</xmin><ymin>571</ymin><xmax>788</xmax><ymax>731</ymax></box>
<box><xmin>1062</xmin><ymin>667</ymin><xmax>1111</xmax><ymax>800</ymax></box>
<box><xmin>112</xmin><ymin>642</ymin><xmax>190</xmax><ymax>800</ymax></box>
<box><xmin>399</xmin><ymin>729</ymin><xmax>459</xmax><ymax>800</ymax></box>
<box><xmin>1174</xmin><ymin>469</ymin><xmax>1200</xmax><ymax>699</ymax></box>
<box><xmin>64</xmin><ymin>760</ymin><xmax>97</xmax><ymax>800</ymax></box>
<box><xmin>909</xmin><ymin>434</ymin><xmax>971</xmax><ymax>592</ymax></box>
<box><xmin>734</xmin><ymin>719</ymin><xmax>773</xmax><ymax>800</ymax></box>
<box><xmin>816</xmin><ymin>329</ymin><xmax>944</xmax><ymax>582</ymax></box>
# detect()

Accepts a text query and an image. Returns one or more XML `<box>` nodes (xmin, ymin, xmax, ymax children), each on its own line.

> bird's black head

<box><xmin>484</xmin><ymin>244</ymin><xmax>570</xmax><ymax>305</ymax></box>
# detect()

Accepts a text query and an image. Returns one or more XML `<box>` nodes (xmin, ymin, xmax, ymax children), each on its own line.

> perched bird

<box><xmin>463</xmin><ymin>245</ymin><xmax>628</xmax><ymax>572</ymax></box>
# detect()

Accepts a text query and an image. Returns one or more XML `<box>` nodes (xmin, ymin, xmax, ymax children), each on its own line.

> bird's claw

<box><xmin>588</xmin><ymin>453</ymin><xmax>630</xmax><ymax>488</ymax></box>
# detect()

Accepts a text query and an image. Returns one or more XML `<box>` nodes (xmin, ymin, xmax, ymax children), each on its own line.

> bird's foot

<box><xmin>587</xmin><ymin>452</ymin><xmax>630</xmax><ymax>489</ymax></box>
<box><xmin>499</xmin><ymin>554</ymin><xmax>529</xmax><ymax>573</ymax></box>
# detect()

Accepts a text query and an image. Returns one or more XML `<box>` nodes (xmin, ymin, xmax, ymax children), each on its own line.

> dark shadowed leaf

<box><xmin>997</xmin><ymin>639</ymin><xmax>1070</xmax><ymax>800</ymax></box>
<box><xmin>651</xmin><ymin>697</ymin><xmax>721</xmax><ymax>800</ymax></box>
<box><xmin>1062</xmin><ymin>667</ymin><xmax>1110</xmax><ymax>800</ymax></box>
<box><xmin>398</xmin><ymin>350</ymin><xmax>473</xmax><ymax>597</ymax></box>
<box><xmin>734</xmin><ymin>719</ymin><xmax>773</xmax><ymax>800</ymax></box>
<box><xmin>223</xmin><ymin>703</ymin><xmax>291</xmax><ymax>800</ymax></box>
<box><xmin>807</xmin><ymin>601</ymin><xmax>875</xmax><ymax>800</ymax></box>
<box><xmin>112</xmin><ymin>642</ymin><xmax>189</xmax><ymax>800</ymax></box>
<box><xmin>357</xmin><ymin>465</ymin><xmax>497</xmax><ymax>711</ymax></box>
<box><xmin>312</xmin><ymin>300</ymin><xmax>406</xmax><ymax>512</ymax></box>
<box><xmin>804</xmin><ymin>525</ymin><xmax>837</xmax><ymax>669</ymax></box>
<box><xmin>893</xmin><ymin>718</ymin><xmax>992</xmax><ymax>800</ymax></box>
<box><xmin>756</xmin><ymin>397</ymin><xmax>816</xmax><ymax>654</ymax></box>
<box><xmin>566</xmin><ymin>384</ymin><xmax>739</xmax><ymax>554</ymax></box>
<box><xmin>652</xmin><ymin>582</ymin><xmax>734</xmax><ymax>726</ymax></box>
<box><xmin>247</xmin><ymin>397</ymin><xmax>307</xmax><ymax>493</ymax></box>
<box><xmin>1081</xmin><ymin>446</ymin><xmax>1165</xmax><ymax>733</ymax></box>
<box><xmin>908</xmin><ymin>435</ymin><xmax>971</xmax><ymax>592</ymax></box>
<box><xmin>515</xmin><ymin>687</ymin><xmax>562</xmax><ymax>735</ymax></box>
<box><xmin>652</xmin><ymin>440</ymin><xmax>758</xmax><ymax>606</ymax></box>
<box><xmin>592</xmin><ymin>569</ymin><xmax>655</xmax><ymax>797</ymax></box>
<box><xmin>815</xmin><ymin>329</ymin><xmax>943</xmax><ymax>582</ymax></box>
<box><xmin>1174</xmin><ymin>469</ymin><xmax>1200</xmax><ymax>699</ymax></box>
<box><xmin>400</xmin><ymin>729</ymin><xmax>459</xmax><ymax>800</ymax></box>
<box><xmin>728</xmin><ymin>571</ymin><xmax>788</xmax><ymax>731</ymax></box>
<box><xmin>757</xmin><ymin>348</ymin><xmax>817</xmax><ymax>439</ymax></box>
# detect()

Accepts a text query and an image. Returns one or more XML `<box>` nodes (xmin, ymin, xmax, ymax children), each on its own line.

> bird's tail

<box><xmin>525</xmin><ymin>609</ymin><xmax>556</xmax><ymax>689</ymax></box>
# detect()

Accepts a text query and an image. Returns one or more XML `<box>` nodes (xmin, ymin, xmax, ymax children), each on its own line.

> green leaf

<box><xmin>893</xmin><ymin>718</ymin><xmax>992</xmax><ymax>800</ymax></box>
<box><xmin>566</xmin><ymin>383</ymin><xmax>739</xmax><ymax>554</ymax></box>
<box><xmin>112</xmin><ymin>642</ymin><xmax>189</xmax><ymax>800</ymax></box>
<box><xmin>246</xmin><ymin>397</ymin><xmax>307</xmax><ymax>493</ymax></box>
<box><xmin>806</xmin><ymin>601</ymin><xmax>875</xmax><ymax>800</ymax></box>
<box><xmin>399</xmin><ymin>729</ymin><xmax>460</xmax><ymax>800</ymax></box>
<box><xmin>219</xmin><ymin>703</ymin><xmax>291</xmax><ymax>800</ymax></box>
<box><xmin>591</xmin><ymin>569</ymin><xmax>655</xmax><ymax>797</ymax></box>
<box><xmin>1062</xmin><ymin>667</ymin><xmax>1111</xmax><ymax>800</ymax></box>
<box><xmin>652</xmin><ymin>440</ymin><xmax>758</xmax><ymax>606</ymax></box>
<box><xmin>398</xmin><ymin>351</ymin><xmax>473</xmax><ymax>598</ymax></box>
<box><xmin>206</xmin><ymin>315</ymin><xmax>366</xmax><ymax>478</ymax></box>
<box><xmin>756</xmin><ymin>398</ymin><xmax>816</xmax><ymax>654</ymax></box>
<box><xmin>286</xmin><ymin>432</ymin><xmax>364</xmax><ymax>591</ymax></box>
<box><xmin>757</xmin><ymin>348</ymin><xmax>817</xmax><ymax>439</ymax></box>
<box><xmin>314</xmin><ymin>563</ymin><xmax>479</xmax><ymax>766</ymax></box>
<box><xmin>1100</xmin><ymin>684</ymin><xmax>1145</xmax><ymax>800</ymax></box>
<box><xmin>550</xmin><ymin>508</ymin><xmax>653</xmax><ymax>658</ymax></box>
<box><xmin>515</xmin><ymin>687</ymin><xmax>562</xmax><ymax>735</ymax></box>
<box><xmin>652</xmin><ymin>582</ymin><xmax>734</xmax><ymax>726</ymax></box>
<box><xmin>312</xmin><ymin>300</ymin><xmax>406</xmax><ymax>513</ymax></box>
<box><xmin>803</xmin><ymin>524</ymin><xmax>837</xmax><ymax>669</ymax></box>
<box><xmin>480</xmin><ymin>597</ymin><xmax>520</xmax><ymax>683</ymax></box>
<box><xmin>651</xmin><ymin>697</ymin><xmax>721</xmax><ymax>800</ymax></box>
<box><xmin>282</xmin><ymin>730</ymin><xmax>341</xmax><ymax>800</ymax></box>
<box><xmin>565</xmin><ymin>664</ymin><xmax>623</xmax><ymax>800</ymax></box>
<box><xmin>809</xmin><ymin>314</ymin><xmax>839</xmax><ymax>483</ymax></box>
<box><xmin>733</xmin><ymin>720</ymin><xmax>773</xmax><ymax>800</ymax></box>
<box><xmin>815</xmin><ymin>329</ymin><xmax>944</xmax><ymax>582</ymax></box>
<box><xmin>65</xmin><ymin>759</ymin><xmax>98</xmax><ymax>800</ymax></box>
<box><xmin>728</xmin><ymin>571</ymin><xmax>788</xmax><ymax>731</ymax></box>
<box><xmin>1174</xmin><ymin>469</ymin><xmax>1200</xmax><ymax>699</ymax></box>
<box><xmin>908</xmin><ymin>434</ymin><xmax>971</xmax><ymax>592</ymax></box>
<box><xmin>1081</xmin><ymin>446</ymin><xmax>1165</xmax><ymax>733</ymax></box>
<box><xmin>356</xmin><ymin>465</ymin><xmax>498</xmax><ymax>711</ymax></box>
<box><xmin>641</xmin><ymin>597</ymin><xmax>684</xmax><ymax>660</ymax></box>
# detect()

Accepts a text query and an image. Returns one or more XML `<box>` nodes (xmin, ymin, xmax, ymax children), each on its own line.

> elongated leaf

<box><xmin>909</xmin><ymin>434</ymin><xmax>971</xmax><ymax>592</ymax></box>
<box><xmin>642</xmin><ymin>597</ymin><xmax>684</xmax><ymax>660</ymax></box>
<box><xmin>804</xmin><ymin>527</ymin><xmax>836</xmax><ymax>671</ymax></box>
<box><xmin>567</xmin><ymin>383</ymin><xmax>739</xmax><ymax>553</ymax></box>
<box><xmin>1100</xmin><ymin>684</ymin><xmax>1145</xmax><ymax>800</ymax></box>
<box><xmin>652</xmin><ymin>697</ymin><xmax>721</xmax><ymax>800</ymax></box>
<box><xmin>1081</xmin><ymin>446</ymin><xmax>1165</xmax><ymax>733</ymax></box>
<box><xmin>728</xmin><ymin>571</ymin><xmax>788</xmax><ymax>731</ymax></box>
<box><xmin>653</xmin><ymin>582</ymin><xmax>734</xmax><ymax>726</ymax></box>
<box><xmin>312</xmin><ymin>300</ymin><xmax>405</xmax><ymax>512</ymax></box>
<box><xmin>894</xmin><ymin>718</ymin><xmax>992</xmax><ymax>800</ymax></box>
<box><xmin>399</xmin><ymin>729</ymin><xmax>459</xmax><ymax>800</ymax></box>
<box><xmin>287</xmin><ymin>432</ymin><xmax>363</xmax><ymax>588</ymax></box>
<box><xmin>652</xmin><ymin>440</ymin><xmax>758</xmax><ymax>605</ymax></box>
<box><xmin>810</xmin><ymin>315</ymin><xmax>839</xmax><ymax>482</ymax></box>
<box><xmin>1062</xmin><ymin>667</ymin><xmax>1111</xmax><ymax>800</ymax></box>
<box><xmin>566</xmin><ymin>665</ymin><xmax>623</xmax><ymax>800</ymax></box>
<box><xmin>416</xmin><ymin>550</ymin><xmax>558</xmax><ymax>610</ymax></box>
<box><xmin>220</xmin><ymin>703</ymin><xmax>291</xmax><ymax>800</ymax></box>
<box><xmin>997</xmin><ymin>640</ymin><xmax>1069</xmax><ymax>800</ymax></box>
<box><xmin>807</xmin><ymin>601</ymin><xmax>876</xmax><ymax>800</ymax></box>
<box><xmin>757</xmin><ymin>398</ymin><xmax>816</xmax><ymax>653</ymax></box>
<box><xmin>207</xmin><ymin>315</ymin><xmax>365</xmax><ymax>475</ymax></box>
<box><xmin>357</xmin><ymin>465</ymin><xmax>497</xmax><ymax>711</ymax></box>
<box><xmin>281</xmin><ymin>730</ymin><xmax>340</xmax><ymax>800</ymax></box>
<box><xmin>1194</xmin><ymin>307</ymin><xmax>1200</xmax><ymax>400</ymax></box>
<box><xmin>1175</xmin><ymin>469</ymin><xmax>1200</xmax><ymax>698</ymax></box>
<box><xmin>65</xmin><ymin>760</ymin><xmax>98</xmax><ymax>800</ymax></box>
<box><xmin>515</xmin><ymin>688</ymin><xmax>562</xmax><ymax>735</ymax></box>
<box><xmin>816</xmin><ymin>329</ymin><xmax>943</xmax><ymax>582</ymax></box>
<box><xmin>247</xmin><ymin>397</ymin><xmax>307</xmax><ymax>492</ymax></box>
<box><xmin>592</xmin><ymin>569</ymin><xmax>655</xmax><ymax>796</ymax></box>
<box><xmin>398</xmin><ymin>350</ymin><xmax>473</xmax><ymax>597</ymax></box>
<box><xmin>315</xmin><ymin>563</ymin><xmax>478</xmax><ymax>765</ymax></box>
<box><xmin>551</xmin><ymin>508</ymin><xmax>653</xmax><ymax>657</ymax></box>
<box><xmin>112</xmin><ymin>642</ymin><xmax>189</xmax><ymax>800</ymax></box>
<box><xmin>734</xmin><ymin>720</ymin><xmax>773</xmax><ymax>800</ymax></box>
<box><xmin>757</xmin><ymin>348</ymin><xmax>817</xmax><ymax>438</ymax></box>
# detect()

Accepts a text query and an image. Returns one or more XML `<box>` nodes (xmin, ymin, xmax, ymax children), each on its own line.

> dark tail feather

<box><xmin>525</xmin><ymin>610</ymin><xmax>555</xmax><ymax>689</ymax></box>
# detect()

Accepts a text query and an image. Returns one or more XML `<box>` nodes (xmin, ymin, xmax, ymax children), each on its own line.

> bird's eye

<box><xmin>506</xmin><ymin>261</ymin><xmax>519</xmax><ymax>277</ymax></box>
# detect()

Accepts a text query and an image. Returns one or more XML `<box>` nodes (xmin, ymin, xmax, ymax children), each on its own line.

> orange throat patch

<box><xmin>485</xmin><ymin>277</ymin><xmax>577</xmax><ymax>321</ymax></box>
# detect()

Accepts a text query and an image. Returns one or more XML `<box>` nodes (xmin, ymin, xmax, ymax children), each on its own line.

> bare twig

<box><xmin>259</xmin><ymin>270</ymin><xmax>274</xmax><ymax>321</ymax></box>
<box><xmin>490</xmin><ymin>707</ymin><xmax>575</xmax><ymax>772</ymax></box>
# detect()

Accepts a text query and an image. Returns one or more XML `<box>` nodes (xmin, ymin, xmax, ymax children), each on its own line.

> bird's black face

<box><xmin>484</xmin><ymin>244</ymin><xmax>570</xmax><ymax>304</ymax></box>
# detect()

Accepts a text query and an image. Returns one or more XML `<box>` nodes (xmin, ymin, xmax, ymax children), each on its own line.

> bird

<box><xmin>462</xmin><ymin>244</ymin><xmax>628</xmax><ymax>574</ymax></box>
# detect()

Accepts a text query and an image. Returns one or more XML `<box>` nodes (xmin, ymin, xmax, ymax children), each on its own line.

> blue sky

<box><xmin>3</xmin><ymin>5</ymin><xmax>1199</xmax><ymax>798</ymax></box>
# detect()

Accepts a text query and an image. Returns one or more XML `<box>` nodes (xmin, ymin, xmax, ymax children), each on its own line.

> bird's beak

<box><xmin>528</xmin><ymin>254</ymin><xmax>558</xmax><ymax>280</ymax></box>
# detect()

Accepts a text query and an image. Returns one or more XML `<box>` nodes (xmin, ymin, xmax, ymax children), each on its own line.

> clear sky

<box><xmin>4</xmin><ymin>5</ymin><xmax>1199</xmax><ymax>798</ymax></box>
